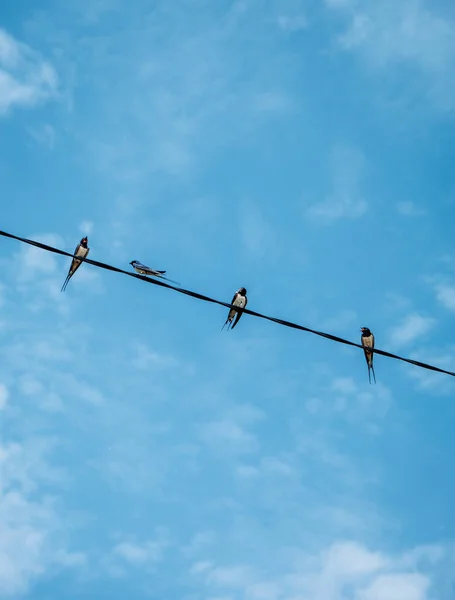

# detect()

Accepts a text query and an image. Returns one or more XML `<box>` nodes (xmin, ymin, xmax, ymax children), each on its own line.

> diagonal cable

<box><xmin>1</xmin><ymin>229</ymin><xmax>454</xmax><ymax>378</ymax></box>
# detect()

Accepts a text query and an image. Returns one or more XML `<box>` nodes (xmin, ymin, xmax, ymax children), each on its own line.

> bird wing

<box><xmin>67</xmin><ymin>244</ymin><xmax>82</xmax><ymax>276</ymax></box>
<box><xmin>361</xmin><ymin>334</ymin><xmax>374</xmax><ymax>367</ymax></box>
<box><xmin>61</xmin><ymin>244</ymin><xmax>88</xmax><ymax>291</ymax></box>
<box><xmin>133</xmin><ymin>260</ymin><xmax>148</xmax><ymax>270</ymax></box>
<box><xmin>227</xmin><ymin>293</ymin><xmax>239</xmax><ymax>321</ymax></box>
<box><xmin>137</xmin><ymin>263</ymin><xmax>155</xmax><ymax>275</ymax></box>
<box><xmin>134</xmin><ymin>261</ymin><xmax>166</xmax><ymax>276</ymax></box>
<box><xmin>231</xmin><ymin>295</ymin><xmax>247</xmax><ymax>329</ymax></box>
<box><xmin>71</xmin><ymin>245</ymin><xmax>89</xmax><ymax>274</ymax></box>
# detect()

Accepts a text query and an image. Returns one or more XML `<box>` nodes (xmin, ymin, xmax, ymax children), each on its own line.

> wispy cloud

<box><xmin>0</xmin><ymin>28</ymin><xmax>57</xmax><ymax>115</ymax></box>
<box><xmin>358</xmin><ymin>573</ymin><xmax>429</xmax><ymax>600</ymax></box>
<box><xmin>199</xmin><ymin>420</ymin><xmax>259</xmax><ymax>455</ymax></box>
<box><xmin>79</xmin><ymin>220</ymin><xmax>94</xmax><ymax>236</ymax></box>
<box><xmin>240</xmin><ymin>204</ymin><xmax>278</xmax><ymax>260</ymax></box>
<box><xmin>13</xmin><ymin>233</ymin><xmax>62</xmax><ymax>280</ymax></box>
<box><xmin>0</xmin><ymin>382</ymin><xmax>8</xmax><ymax>410</ymax></box>
<box><xmin>0</xmin><ymin>438</ymin><xmax>84</xmax><ymax>597</ymax></box>
<box><xmin>332</xmin><ymin>376</ymin><xmax>357</xmax><ymax>395</ymax></box>
<box><xmin>435</xmin><ymin>284</ymin><xmax>455</xmax><ymax>312</ymax></box>
<box><xmin>46</xmin><ymin>0</ymin><xmax>298</xmax><ymax>183</ymax></box>
<box><xmin>320</xmin><ymin>309</ymin><xmax>359</xmax><ymax>334</ymax></box>
<box><xmin>112</xmin><ymin>539</ymin><xmax>165</xmax><ymax>566</ymax></box>
<box><xmin>407</xmin><ymin>350</ymin><xmax>455</xmax><ymax>394</ymax></box>
<box><xmin>27</xmin><ymin>123</ymin><xmax>56</xmax><ymax>149</ymax></box>
<box><xmin>190</xmin><ymin>540</ymin><xmax>448</xmax><ymax>600</ymax></box>
<box><xmin>307</xmin><ymin>145</ymin><xmax>368</xmax><ymax>221</ymax></box>
<box><xmin>396</xmin><ymin>201</ymin><xmax>426</xmax><ymax>217</ymax></box>
<box><xmin>131</xmin><ymin>343</ymin><xmax>180</xmax><ymax>371</ymax></box>
<box><xmin>326</xmin><ymin>0</ymin><xmax>455</xmax><ymax>110</ymax></box>
<box><xmin>389</xmin><ymin>313</ymin><xmax>436</xmax><ymax>348</ymax></box>
<box><xmin>277</xmin><ymin>14</ymin><xmax>307</xmax><ymax>32</ymax></box>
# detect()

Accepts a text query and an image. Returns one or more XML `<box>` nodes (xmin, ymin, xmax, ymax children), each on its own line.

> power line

<box><xmin>1</xmin><ymin>228</ymin><xmax>454</xmax><ymax>378</ymax></box>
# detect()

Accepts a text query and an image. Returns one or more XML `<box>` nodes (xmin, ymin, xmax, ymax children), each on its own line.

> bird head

<box><xmin>130</xmin><ymin>260</ymin><xmax>137</xmax><ymax>266</ymax></box>
<box><xmin>238</xmin><ymin>287</ymin><xmax>247</xmax><ymax>295</ymax></box>
<box><xmin>81</xmin><ymin>237</ymin><xmax>88</xmax><ymax>246</ymax></box>
<box><xmin>361</xmin><ymin>327</ymin><xmax>371</xmax><ymax>335</ymax></box>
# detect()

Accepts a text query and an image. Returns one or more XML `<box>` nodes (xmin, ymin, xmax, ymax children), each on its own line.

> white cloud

<box><xmin>192</xmin><ymin>541</ymin><xmax>447</xmax><ymax>600</ymax></box>
<box><xmin>324</xmin><ymin>541</ymin><xmax>386</xmax><ymax>577</ymax></box>
<box><xmin>389</xmin><ymin>313</ymin><xmax>435</xmax><ymax>348</ymax></box>
<box><xmin>132</xmin><ymin>343</ymin><xmax>180</xmax><ymax>370</ymax></box>
<box><xmin>236</xmin><ymin>456</ymin><xmax>293</xmax><ymax>480</ymax></box>
<box><xmin>407</xmin><ymin>350</ymin><xmax>455</xmax><ymax>394</ymax></box>
<box><xmin>191</xmin><ymin>561</ymin><xmax>213</xmax><ymax>575</ymax></box>
<box><xmin>277</xmin><ymin>15</ymin><xmax>307</xmax><ymax>32</ymax></box>
<box><xmin>199</xmin><ymin>420</ymin><xmax>258</xmax><ymax>454</ymax></box>
<box><xmin>246</xmin><ymin>581</ymin><xmax>282</xmax><ymax>599</ymax></box>
<box><xmin>396</xmin><ymin>201</ymin><xmax>426</xmax><ymax>217</ymax></box>
<box><xmin>0</xmin><ymin>439</ymin><xmax>83</xmax><ymax>596</ymax></box>
<box><xmin>358</xmin><ymin>573</ymin><xmax>430</xmax><ymax>600</ymax></box>
<box><xmin>236</xmin><ymin>464</ymin><xmax>261</xmax><ymax>478</ymax></box>
<box><xmin>435</xmin><ymin>284</ymin><xmax>455</xmax><ymax>312</ymax></box>
<box><xmin>32</xmin><ymin>0</ymin><xmax>301</xmax><ymax>185</ymax></box>
<box><xmin>240</xmin><ymin>204</ymin><xmax>277</xmax><ymax>260</ymax></box>
<box><xmin>260</xmin><ymin>456</ymin><xmax>293</xmax><ymax>476</ymax></box>
<box><xmin>79</xmin><ymin>220</ymin><xmax>94</xmax><ymax>236</ymax></box>
<box><xmin>18</xmin><ymin>377</ymin><xmax>43</xmax><ymax>396</ymax></box>
<box><xmin>305</xmin><ymin>396</ymin><xmax>322</xmax><ymax>414</ymax></box>
<box><xmin>307</xmin><ymin>145</ymin><xmax>368</xmax><ymax>221</ymax></box>
<box><xmin>113</xmin><ymin>540</ymin><xmax>164</xmax><ymax>565</ymax></box>
<box><xmin>0</xmin><ymin>28</ymin><xmax>57</xmax><ymax>115</ymax></box>
<box><xmin>253</xmin><ymin>90</ymin><xmax>294</xmax><ymax>113</ymax></box>
<box><xmin>207</xmin><ymin>565</ymin><xmax>255</xmax><ymax>588</ymax></box>
<box><xmin>15</xmin><ymin>233</ymin><xmax>62</xmax><ymax>279</ymax></box>
<box><xmin>325</xmin><ymin>0</ymin><xmax>353</xmax><ymax>7</ymax></box>
<box><xmin>0</xmin><ymin>383</ymin><xmax>8</xmax><ymax>410</ymax></box>
<box><xmin>332</xmin><ymin>377</ymin><xmax>357</xmax><ymax>395</ymax></box>
<box><xmin>27</xmin><ymin>123</ymin><xmax>55</xmax><ymax>149</ymax></box>
<box><xmin>308</xmin><ymin>195</ymin><xmax>367</xmax><ymax>220</ymax></box>
<box><xmin>326</xmin><ymin>0</ymin><xmax>455</xmax><ymax>109</ymax></box>
<box><xmin>320</xmin><ymin>309</ymin><xmax>359</xmax><ymax>334</ymax></box>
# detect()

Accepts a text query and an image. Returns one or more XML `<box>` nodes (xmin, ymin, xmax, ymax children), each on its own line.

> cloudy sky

<box><xmin>1</xmin><ymin>0</ymin><xmax>455</xmax><ymax>598</ymax></box>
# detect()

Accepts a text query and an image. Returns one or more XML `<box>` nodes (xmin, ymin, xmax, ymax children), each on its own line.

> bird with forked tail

<box><xmin>222</xmin><ymin>287</ymin><xmax>248</xmax><ymax>331</ymax></box>
<box><xmin>61</xmin><ymin>236</ymin><xmax>90</xmax><ymax>292</ymax></box>
<box><xmin>361</xmin><ymin>326</ymin><xmax>376</xmax><ymax>384</ymax></box>
<box><xmin>130</xmin><ymin>260</ymin><xmax>180</xmax><ymax>285</ymax></box>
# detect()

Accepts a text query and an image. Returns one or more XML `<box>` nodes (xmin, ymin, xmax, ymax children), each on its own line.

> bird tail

<box><xmin>61</xmin><ymin>274</ymin><xmax>71</xmax><ymax>292</ymax></box>
<box><xmin>221</xmin><ymin>318</ymin><xmax>231</xmax><ymax>331</ymax></box>
<box><xmin>230</xmin><ymin>313</ymin><xmax>241</xmax><ymax>330</ymax></box>
<box><xmin>370</xmin><ymin>364</ymin><xmax>376</xmax><ymax>384</ymax></box>
<box><xmin>160</xmin><ymin>275</ymin><xmax>181</xmax><ymax>286</ymax></box>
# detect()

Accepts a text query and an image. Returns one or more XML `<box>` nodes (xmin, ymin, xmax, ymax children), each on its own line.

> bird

<box><xmin>61</xmin><ymin>236</ymin><xmax>90</xmax><ymax>292</ymax></box>
<box><xmin>129</xmin><ymin>260</ymin><xmax>180</xmax><ymax>285</ymax></box>
<box><xmin>222</xmin><ymin>287</ymin><xmax>248</xmax><ymax>330</ymax></box>
<box><xmin>360</xmin><ymin>326</ymin><xmax>376</xmax><ymax>384</ymax></box>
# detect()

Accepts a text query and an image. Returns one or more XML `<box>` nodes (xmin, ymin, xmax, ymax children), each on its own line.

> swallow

<box><xmin>222</xmin><ymin>287</ymin><xmax>248</xmax><ymax>330</ymax></box>
<box><xmin>129</xmin><ymin>260</ymin><xmax>180</xmax><ymax>285</ymax></box>
<box><xmin>61</xmin><ymin>236</ymin><xmax>90</xmax><ymax>292</ymax></box>
<box><xmin>360</xmin><ymin>326</ymin><xmax>376</xmax><ymax>384</ymax></box>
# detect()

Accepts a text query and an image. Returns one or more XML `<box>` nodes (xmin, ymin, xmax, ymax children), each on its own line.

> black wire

<box><xmin>1</xmin><ymin>228</ymin><xmax>454</xmax><ymax>378</ymax></box>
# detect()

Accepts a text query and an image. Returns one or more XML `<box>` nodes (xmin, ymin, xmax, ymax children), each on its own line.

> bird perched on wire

<box><xmin>129</xmin><ymin>260</ymin><xmax>180</xmax><ymax>285</ymax></box>
<box><xmin>61</xmin><ymin>236</ymin><xmax>90</xmax><ymax>292</ymax></box>
<box><xmin>361</xmin><ymin>326</ymin><xmax>376</xmax><ymax>384</ymax></box>
<box><xmin>222</xmin><ymin>287</ymin><xmax>248</xmax><ymax>330</ymax></box>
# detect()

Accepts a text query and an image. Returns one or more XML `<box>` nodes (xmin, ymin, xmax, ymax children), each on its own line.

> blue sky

<box><xmin>1</xmin><ymin>0</ymin><xmax>455</xmax><ymax>598</ymax></box>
